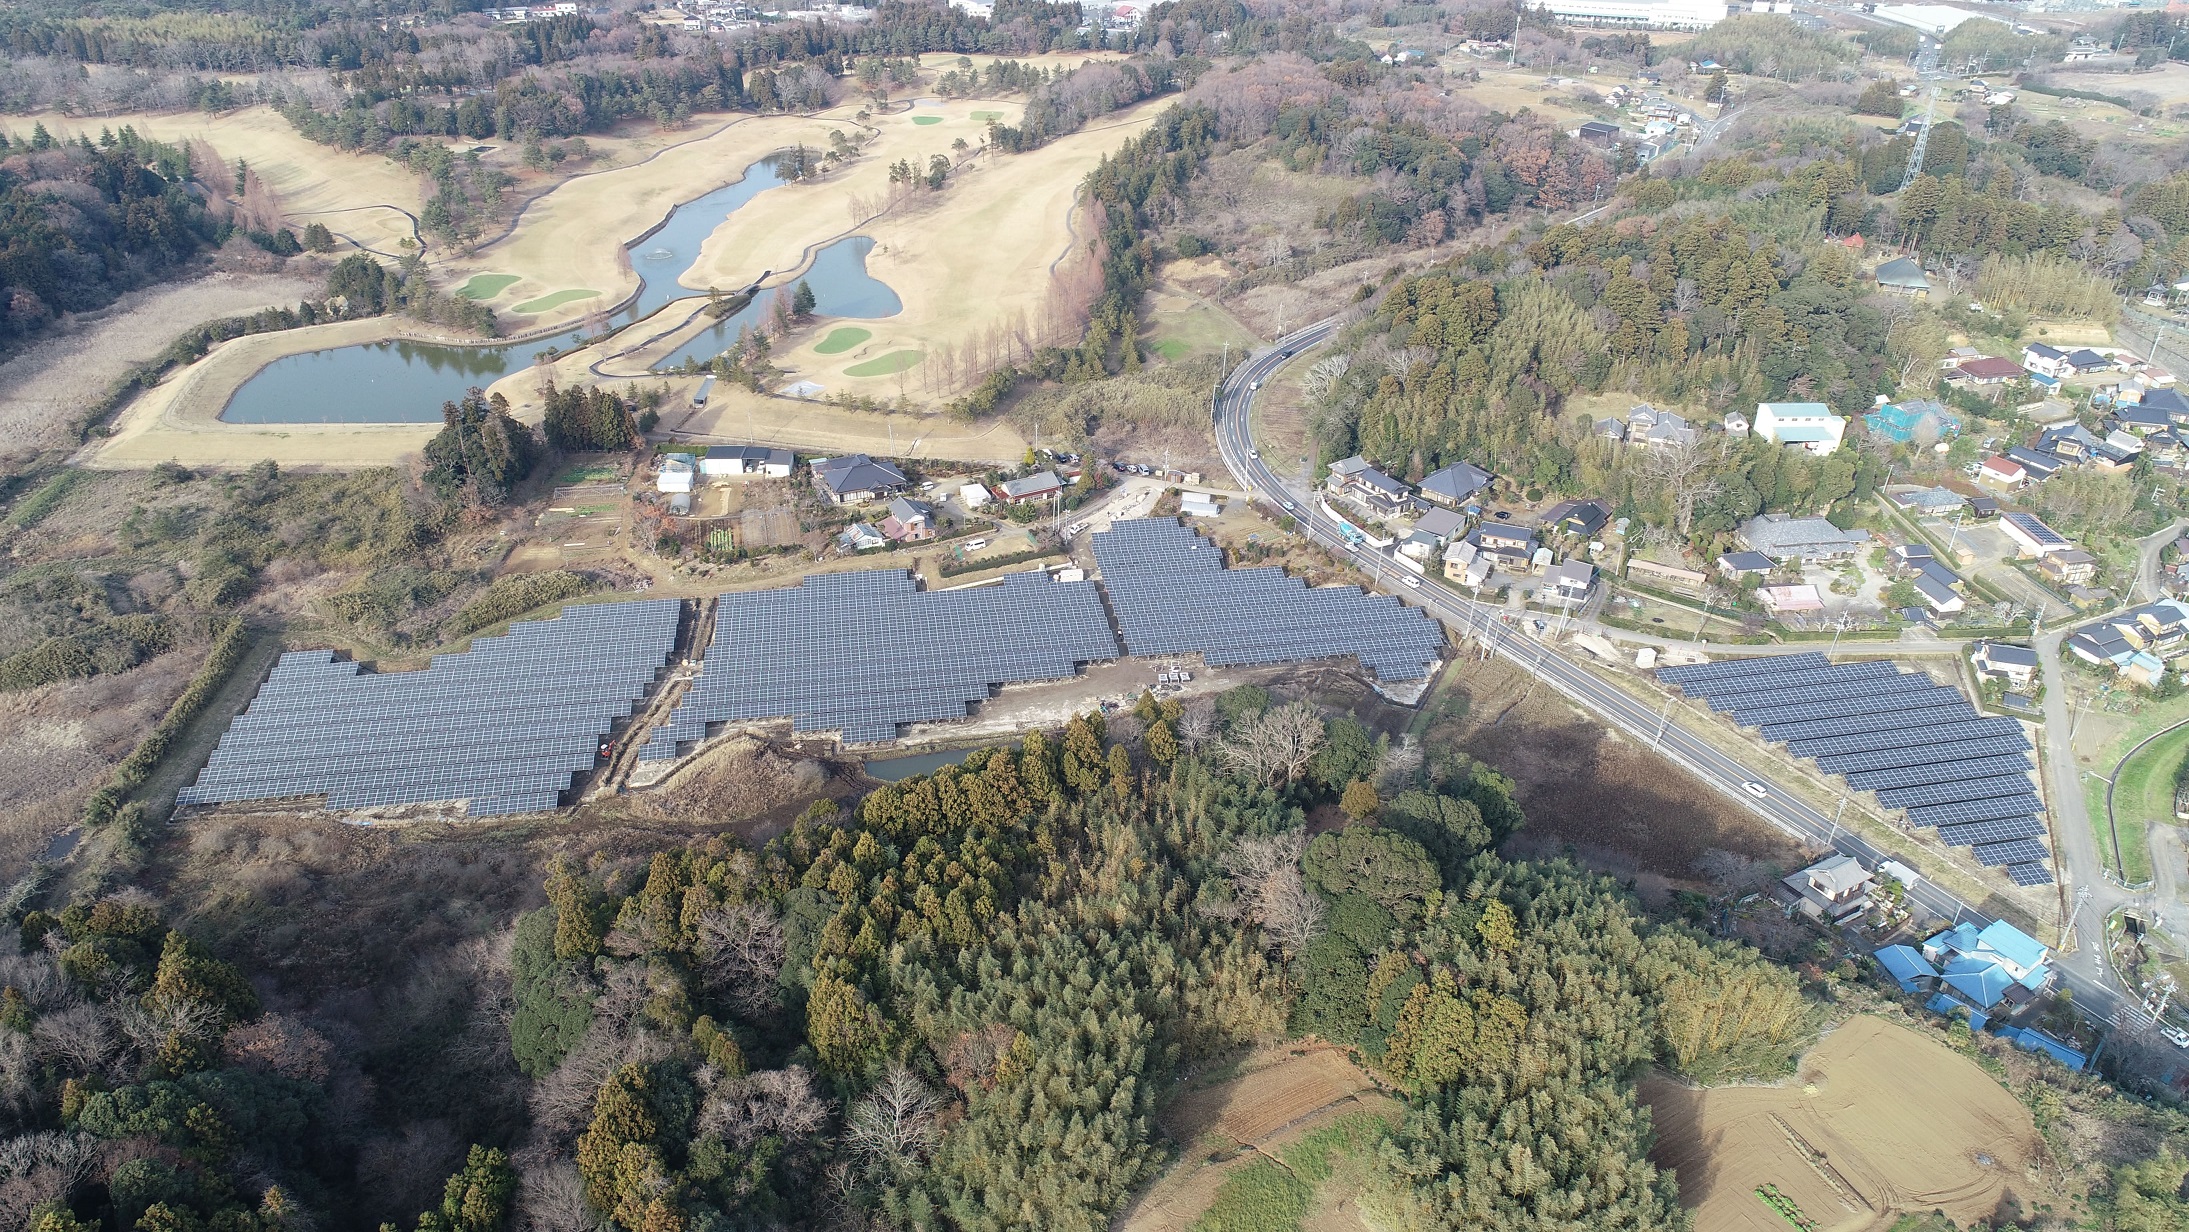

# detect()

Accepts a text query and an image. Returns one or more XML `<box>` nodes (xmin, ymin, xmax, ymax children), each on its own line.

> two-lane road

<box><xmin>1211</xmin><ymin>322</ymin><xmax>2133</xmax><ymax>1028</ymax></box>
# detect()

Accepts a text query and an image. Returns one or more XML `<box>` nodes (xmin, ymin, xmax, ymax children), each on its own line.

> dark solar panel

<box><xmin>1843</xmin><ymin>753</ymin><xmax>2036</xmax><ymax>793</ymax></box>
<box><xmin>1709</xmin><ymin>670</ymin><xmax>1939</xmax><ymax>714</ymax></box>
<box><xmin>642</xmin><ymin>569</ymin><xmax>1119</xmax><ymax>753</ymax></box>
<box><xmin>1659</xmin><ymin>652</ymin><xmax>1829</xmax><ymax>685</ymax></box>
<box><xmin>1759</xmin><ymin>703</ymin><xmax>1975</xmax><ymax>744</ymax></box>
<box><xmin>1972</xmin><ymin>838</ymin><xmax>2049</xmax><ymax>867</ymax></box>
<box><xmin>1875</xmin><ymin>774</ymin><xmax>2041</xmax><ymax>810</ymax></box>
<box><xmin>1815</xmin><ymin>734</ymin><xmax>2032</xmax><ymax>775</ymax></box>
<box><xmin>1907</xmin><ymin>794</ymin><xmax>2045</xmax><ymax>827</ymax></box>
<box><xmin>1683</xmin><ymin>658</ymin><xmax>1902</xmax><ymax>702</ymax></box>
<box><xmin>1786</xmin><ymin>717</ymin><xmax>2022</xmax><ymax>760</ymax></box>
<box><xmin>1937</xmin><ymin>816</ymin><xmax>2047</xmax><ymax>846</ymax></box>
<box><xmin>178</xmin><ymin>599</ymin><xmax>683</xmax><ymax>817</ymax></box>
<box><xmin>2006</xmin><ymin>862</ymin><xmax>2054</xmax><ymax>886</ymax></box>
<box><xmin>1733</xmin><ymin>687</ymin><xmax>1962</xmax><ymax>728</ymax></box>
<box><xmin>1091</xmin><ymin>518</ymin><xmax>1446</xmax><ymax>682</ymax></box>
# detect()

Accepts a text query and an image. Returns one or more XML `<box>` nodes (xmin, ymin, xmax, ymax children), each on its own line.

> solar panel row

<box><xmin>642</xmin><ymin>570</ymin><xmax>1119</xmax><ymax>753</ymax></box>
<box><xmin>1662</xmin><ymin>654</ymin><xmax>2050</xmax><ymax>880</ymax></box>
<box><xmin>179</xmin><ymin>599</ymin><xmax>683</xmax><ymax>817</ymax></box>
<box><xmin>1092</xmin><ymin>519</ymin><xmax>1446</xmax><ymax>682</ymax></box>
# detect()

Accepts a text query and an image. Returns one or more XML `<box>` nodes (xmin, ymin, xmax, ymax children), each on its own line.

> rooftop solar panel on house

<box><xmin>1091</xmin><ymin>519</ymin><xmax>1446</xmax><ymax>683</ymax></box>
<box><xmin>640</xmin><ymin>569</ymin><xmax>1119</xmax><ymax>754</ymax></box>
<box><xmin>1937</xmin><ymin>816</ymin><xmax>2048</xmax><ymax>846</ymax></box>
<box><xmin>178</xmin><ymin>599</ymin><xmax>683</xmax><ymax>817</ymax></box>
<box><xmin>2006</xmin><ymin>863</ymin><xmax>2054</xmax><ymax>886</ymax></box>
<box><xmin>1972</xmin><ymin>838</ymin><xmax>2049</xmax><ymax>867</ymax></box>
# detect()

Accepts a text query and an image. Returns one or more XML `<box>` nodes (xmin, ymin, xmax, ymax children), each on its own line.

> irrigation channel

<box><xmin>219</xmin><ymin>154</ymin><xmax>899</xmax><ymax>424</ymax></box>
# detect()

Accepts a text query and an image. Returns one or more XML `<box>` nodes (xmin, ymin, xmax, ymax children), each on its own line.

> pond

<box><xmin>862</xmin><ymin>745</ymin><xmax>989</xmax><ymax>780</ymax></box>
<box><xmin>218</xmin><ymin>154</ymin><xmax>888</xmax><ymax>424</ymax></box>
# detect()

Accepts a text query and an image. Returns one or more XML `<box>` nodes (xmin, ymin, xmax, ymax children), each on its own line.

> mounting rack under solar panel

<box><xmin>1937</xmin><ymin>816</ymin><xmax>2048</xmax><ymax>846</ymax></box>
<box><xmin>2007</xmin><ymin>863</ymin><xmax>2055</xmax><ymax>886</ymax></box>
<box><xmin>1706</xmin><ymin>672</ymin><xmax>1942</xmax><ymax>717</ymax></box>
<box><xmin>1906</xmin><ymin>794</ymin><xmax>2046</xmax><ymax>827</ymax></box>
<box><xmin>1786</xmin><ymin>717</ymin><xmax>2018</xmax><ymax>760</ymax></box>
<box><xmin>1874</xmin><ymin>774</ymin><xmax>2041</xmax><ymax>810</ymax></box>
<box><xmin>1759</xmin><ymin>702</ymin><xmax>1978</xmax><ymax>744</ymax></box>
<box><xmin>1844</xmin><ymin>753</ymin><xmax>2036</xmax><ymax>793</ymax></box>
<box><xmin>1738</xmin><ymin>687</ymin><xmax>1963</xmax><ymax>730</ymax></box>
<box><xmin>1678</xmin><ymin>659</ymin><xmax>1905</xmax><ymax>703</ymax></box>
<box><xmin>1817</xmin><ymin>734</ymin><xmax>2032</xmax><ymax>775</ymax></box>
<box><xmin>1972</xmin><ymin>838</ymin><xmax>2049</xmax><ymax>867</ymax></box>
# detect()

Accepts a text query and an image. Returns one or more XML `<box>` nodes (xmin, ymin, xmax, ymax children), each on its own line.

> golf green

<box><xmin>972</xmin><ymin>111</ymin><xmax>1002</xmax><ymax>121</ymax></box>
<box><xmin>815</xmin><ymin>327</ymin><xmax>872</xmax><ymax>355</ymax></box>
<box><xmin>512</xmin><ymin>288</ymin><xmax>602</xmax><ymax>313</ymax></box>
<box><xmin>845</xmin><ymin>349</ymin><xmax>924</xmax><ymax>377</ymax></box>
<box><xmin>912</xmin><ymin>115</ymin><xmax>943</xmax><ymax>125</ymax></box>
<box><xmin>457</xmin><ymin>273</ymin><xmax>521</xmax><ymax>300</ymax></box>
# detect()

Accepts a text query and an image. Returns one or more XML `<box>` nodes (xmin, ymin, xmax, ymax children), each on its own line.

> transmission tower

<box><xmin>1898</xmin><ymin>38</ymin><xmax>1942</xmax><ymax>192</ymax></box>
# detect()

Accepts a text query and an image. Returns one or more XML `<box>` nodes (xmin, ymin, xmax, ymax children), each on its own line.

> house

<box><xmin>2069</xmin><ymin>626</ymin><xmax>2138</xmax><ymax>670</ymax></box>
<box><xmin>1969</xmin><ymin>494</ymin><xmax>2000</xmax><ymax>518</ymax></box>
<box><xmin>2037</xmin><ymin>422</ymin><xmax>2100</xmax><ymax>463</ymax></box>
<box><xmin>2004</xmin><ymin>446</ymin><xmax>2063</xmax><ymax>482</ymax></box>
<box><xmin>657</xmin><ymin>453</ymin><xmax>696</xmax><ymax>494</ymax></box>
<box><xmin>1949</xmin><ymin>356</ymin><xmax>2027</xmax><ymax>387</ymax></box>
<box><xmin>2037</xmin><ymin>548</ymin><xmax>2098</xmax><ymax>588</ymax></box>
<box><xmin>1722</xmin><ymin>410</ymin><xmax>1750</xmax><ymax>437</ymax></box>
<box><xmin>1913</xmin><ymin>572</ymin><xmax>1965</xmax><ymax>615</ymax></box>
<box><xmin>997</xmin><ymin>470</ymin><xmax>1064</xmax><ymax>505</ymax></box>
<box><xmin>836</xmin><ymin>522</ymin><xmax>888</xmax><ymax>552</ymax></box>
<box><xmin>1977</xmin><ymin>455</ymin><xmax>2027</xmax><ymax>489</ymax></box>
<box><xmin>1717</xmin><ymin>550</ymin><xmax>1776</xmax><ymax>579</ymax></box>
<box><xmin>2001</xmin><ymin>511</ymin><xmax>2071</xmax><ymax>558</ymax></box>
<box><xmin>698</xmin><ymin>445</ymin><xmax>795</xmax><ymax>478</ymax></box>
<box><xmin>1542</xmin><ymin>559</ymin><xmax>1595</xmax><ymax>603</ymax></box>
<box><xmin>1973</xmin><ymin>641</ymin><xmax>2040</xmax><ymax>686</ymax></box>
<box><xmin>2023</xmin><ymin>342</ymin><xmax>2071</xmax><ymax>378</ymax></box>
<box><xmin>1893</xmin><ymin>486</ymin><xmax>1965</xmax><ymax>514</ymax></box>
<box><xmin>1872</xmin><ymin>256</ymin><xmax>1931</xmax><ymax>297</ymax></box>
<box><xmin>1592</xmin><ymin>418</ymin><xmax>1628</xmax><ymax>443</ymax></box>
<box><xmin>1758</xmin><ymin>584</ymin><xmax>1826</xmax><ymax>615</ymax></box>
<box><xmin>1874</xmin><ymin>944</ymin><xmax>1939</xmax><ymax>993</ymax></box>
<box><xmin>1753</xmin><ymin>402</ymin><xmax>1848</xmax><ymax>454</ymax></box>
<box><xmin>2115</xmin><ymin>403</ymin><xmax>2174</xmax><ymax>434</ymax></box>
<box><xmin>1890</xmin><ymin>542</ymin><xmax>1935</xmax><ymax>570</ymax></box>
<box><xmin>1443</xmin><ymin>539</ymin><xmax>1493</xmax><ymax>588</ymax></box>
<box><xmin>879</xmin><ymin>497</ymin><xmax>937</xmax><ymax>542</ymax></box>
<box><xmin>1575</xmin><ymin>120</ymin><xmax>1623</xmax><ymax>149</ymax></box>
<box><xmin>1328</xmin><ymin>456</ymin><xmax>1416</xmax><ymax>516</ymax></box>
<box><xmin>1412</xmin><ymin>506</ymin><xmax>1467</xmax><ymax>543</ymax></box>
<box><xmin>2064</xmin><ymin>348</ymin><xmax>2113</xmax><ymax>375</ymax></box>
<box><xmin>1780</xmin><ymin>853</ymin><xmax>1873</xmax><ymax>924</ymax></box>
<box><xmin>1921</xmin><ymin>920</ymin><xmax>2053</xmax><ymax>1009</ymax></box>
<box><xmin>2147</xmin><ymin>386</ymin><xmax>2189</xmax><ymax>424</ymax></box>
<box><xmin>1628</xmin><ymin>558</ymin><xmax>1709</xmax><ymax>593</ymax></box>
<box><xmin>1864</xmin><ymin>398</ymin><xmax>1958</xmax><ymax>444</ymax></box>
<box><xmin>1471</xmin><ymin>524</ymin><xmax>1538</xmax><ymax>572</ymax></box>
<box><xmin>813</xmin><ymin>454</ymin><xmax>909</xmax><ymax>504</ymax></box>
<box><xmin>1738</xmin><ymin>513</ymin><xmax>1868</xmax><ymax>562</ymax></box>
<box><xmin>1630</xmin><ymin>406</ymin><xmax>1697</xmax><ymax>449</ymax></box>
<box><xmin>1541</xmin><ymin>498</ymin><xmax>1611</xmax><ymax>539</ymax></box>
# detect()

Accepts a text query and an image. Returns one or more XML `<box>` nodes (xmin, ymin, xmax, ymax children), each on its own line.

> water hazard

<box><xmin>220</xmin><ymin>154</ymin><xmax>894</xmax><ymax>423</ymax></box>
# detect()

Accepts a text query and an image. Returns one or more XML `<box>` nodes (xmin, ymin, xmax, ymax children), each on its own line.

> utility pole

<box><xmin>1899</xmin><ymin>38</ymin><xmax>1941</xmax><ymax>193</ymax></box>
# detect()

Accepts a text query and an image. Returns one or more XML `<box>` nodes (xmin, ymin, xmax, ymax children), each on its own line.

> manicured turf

<box><xmin>457</xmin><ymin>273</ymin><xmax>521</xmax><ymax>300</ymax></box>
<box><xmin>1151</xmin><ymin>338</ymin><xmax>1190</xmax><ymax>362</ymax></box>
<box><xmin>912</xmin><ymin>115</ymin><xmax>943</xmax><ymax>125</ymax></box>
<box><xmin>511</xmin><ymin>288</ymin><xmax>602</xmax><ymax>313</ymax></box>
<box><xmin>844</xmin><ymin>349</ymin><xmax>924</xmax><ymax>376</ymax></box>
<box><xmin>972</xmin><ymin>111</ymin><xmax>1003</xmax><ymax>121</ymax></box>
<box><xmin>815</xmin><ymin>327</ymin><xmax>872</xmax><ymax>355</ymax></box>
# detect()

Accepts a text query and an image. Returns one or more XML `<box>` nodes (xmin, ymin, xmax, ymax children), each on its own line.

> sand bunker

<box><xmin>1640</xmin><ymin>1016</ymin><xmax>2042</xmax><ymax>1232</ymax></box>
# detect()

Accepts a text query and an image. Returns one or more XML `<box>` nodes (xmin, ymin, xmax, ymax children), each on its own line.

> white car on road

<box><xmin>1741</xmin><ymin>781</ymin><xmax>1769</xmax><ymax>799</ymax></box>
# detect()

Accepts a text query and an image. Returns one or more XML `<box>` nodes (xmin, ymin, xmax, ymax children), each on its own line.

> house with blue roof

<box><xmin>1865</xmin><ymin>398</ymin><xmax>1959</xmax><ymax>444</ymax></box>
<box><xmin>1874</xmin><ymin>944</ymin><xmax>1938</xmax><ymax>993</ymax></box>
<box><xmin>1999</xmin><ymin>1025</ymin><xmax>2088</xmax><ymax>1071</ymax></box>
<box><xmin>1920</xmin><ymin>919</ymin><xmax>2051</xmax><ymax>1010</ymax></box>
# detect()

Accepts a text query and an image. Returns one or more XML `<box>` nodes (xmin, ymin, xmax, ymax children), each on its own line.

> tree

<box><xmin>419</xmin><ymin>1146</ymin><xmax>516</xmax><ymax>1232</ymax></box>
<box><xmin>510</xmin><ymin>909</ymin><xmax>596</xmax><ymax>1077</ymax></box>
<box><xmin>301</xmin><ymin>222</ymin><xmax>336</xmax><ymax>252</ymax></box>
<box><xmin>545</xmin><ymin>856</ymin><xmax>603</xmax><ymax>961</ymax></box>
<box><xmin>422</xmin><ymin>391</ymin><xmax>539</xmax><ymax>510</ymax></box>
<box><xmin>792</xmin><ymin>280</ymin><xmax>816</xmax><ymax>316</ymax></box>
<box><xmin>1705</xmin><ymin>70</ymin><xmax>1730</xmax><ymax>103</ymax></box>
<box><xmin>1303</xmin><ymin>828</ymin><xmax>1440</xmax><ymax>921</ymax></box>
<box><xmin>1144</xmin><ymin>720</ymin><xmax>1178</xmax><ymax>766</ymax></box>
<box><xmin>1217</xmin><ymin>702</ymin><xmax>1327</xmax><ymax>785</ymax></box>
<box><xmin>1852</xmin><ymin>79</ymin><xmax>1902</xmax><ymax>117</ymax></box>
<box><xmin>1221</xmin><ymin>832</ymin><xmax>1325</xmax><ymax>955</ymax></box>
<box><xmin>846</xmin><ymin>1065</ymin><xmax>940</xmax><ymax>1169</ymax></box>
<box><xmin>1340</xmin><ymin>779</ymin><xmax>1381</xmax><ymax>822</ymax></box>
<box><xmin>1383</xmin><ymin>790</ymin><xmax>1492</xmax><ymax>884</ymax></box>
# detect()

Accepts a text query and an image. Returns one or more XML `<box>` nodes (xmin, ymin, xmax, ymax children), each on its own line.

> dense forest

<box><xmin>0</xmin><ymin>690</ymin><xmax>1822</xmax><ymax>1232</ymax></box>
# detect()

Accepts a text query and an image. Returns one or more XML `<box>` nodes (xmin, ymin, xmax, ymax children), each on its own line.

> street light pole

<box><xmin>1652</xmin><ymin>695</ymin><xmax>1674</xmax><ymax>752</ymax></box>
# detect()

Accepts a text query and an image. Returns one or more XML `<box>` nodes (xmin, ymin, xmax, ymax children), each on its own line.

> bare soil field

<box><xmin>1119</xmin><ymin>1046</ymin><xmax>1400</xmax><ymax>1232</ymax></box>
<box><xmin>1640</xmin><ymin>1015</ymin><xmax>2043</xmax><ymax>1232</ymax></box>
<box><xmin>0</xmin><ymin>272</ymin><xmax>321</xmax><ymax>455</ymax></box>
<box><xmin>1430</xmin><ymin>652</ymin><xmax>1805</xmax><ymax>892</ymax></box>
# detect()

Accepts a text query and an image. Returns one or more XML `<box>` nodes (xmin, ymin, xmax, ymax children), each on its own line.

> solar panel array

<box><xmin>179</xmin><ymin>599</ymin><xmax>683</xmax><ymax>817</ymax></box>
<box><xmin>1660</xmin><ymin>654</ymin><xmax>2052</xmax><ymax>886</ymax></box>
<box><xmin>641</xmin><ymin>569</ymin><xmax>1118</xmax><ymax>753</ymax></box>
<box><xmin>1091</xmin><ymin>518</ymin><xmax>1445</xmax><ymax>682</ymax></box>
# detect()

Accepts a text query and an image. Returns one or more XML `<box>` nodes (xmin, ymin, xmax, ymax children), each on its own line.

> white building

<box><xmin>1524</xmin><ymin>0</ymin><xmax>1724</xmax><ymax>29</ymax></box>
<box><xmin>960</xmin><ymin>482</ymin><xmax>992</xmax><ymax>509</ymax></box>
<box><xmin>1754</xmin><ymin>402</ymin><xmax>1847</xmax><ymax>455</ymax></box>
<box><xmin>657</xmin><ymin>454</ymin><xmax>695</xmax><ymax>494</ymax></box>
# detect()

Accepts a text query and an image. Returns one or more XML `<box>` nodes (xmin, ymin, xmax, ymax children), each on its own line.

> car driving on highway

<box><xmin>1741</xmin><ymin>781</ymin><xmax>1768</xmax><ymax>799</ymax></box>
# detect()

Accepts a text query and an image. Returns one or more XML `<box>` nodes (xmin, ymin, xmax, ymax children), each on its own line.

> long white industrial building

<box><xmin>1526</xmin><ymin>0</ymin><xmax>1729</xmax><ymax>29</ymax></box>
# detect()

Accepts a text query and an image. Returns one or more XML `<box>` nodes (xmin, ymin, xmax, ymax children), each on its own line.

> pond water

<box><xmin>218</xmin><ymin>154</ymin><xmax>888</xmax><ymax>424</ymax></box>
<box><xmin>862</xmin><ymin>745</ymin><xmax>986</xmax><ymax>780</ymax></box>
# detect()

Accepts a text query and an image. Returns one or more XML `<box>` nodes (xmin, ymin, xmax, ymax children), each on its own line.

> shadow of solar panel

<box><xmin>1971</xmin><ymin>838</ymin><xmax>2048</xmax><ymax>867</ymax></box>
<box><xmin>641</xmin><ymin>569</ymin><xmax>1119</xmax><ymax>755</ymax></box>
<box><xmin>1937</xmin><ymin>816</ymin><xmax>2047</xmax><ymax>846</ymax></box>
<box><xmin>2006</xmin><ymin>863</ymin><xmax>2054</xmax><ymax>886</ymax></box>
<box><xmin>1090</xmin><ymin>519</ymin><xmax>1445</xmax><ymax>683</ymax></box>
<box><xmin>177</xmin><ymin>599</ymin><xmax>683</xmax><ymax>817</ymax></box>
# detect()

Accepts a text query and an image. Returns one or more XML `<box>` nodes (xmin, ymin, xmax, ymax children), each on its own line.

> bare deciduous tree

<box><xmin>1176</xmin><ymin>698</ymin><xmax>1218</xmax><ymax>750</ymax></box>
<box><xmin>695</xmin><ymin>903</ymin><xmax>787</xmax><ymax>1017</ymax></box>
<box><xmin>845</xmin><ymin>1065</ymin><xmax>940</xmax><ymax>1166</ymax></box>
<box><xmin>0</xmin><ymin>1131</ymin><xmax>96</xmax><ymax>1230</ymax></box>
<box><xmin>33</xmin><ymin>1004</ymin><xmax>116</xmax><ymax>1078</ymax></box>
<box><xmin>699</xmin><ymin>1067</ymin><xmax>832</xmax><ymax>1149</ymax></box>
<box><xmin>1631</xmin><ymin>436</ymin><xmax>1725</xmax><ymax>535</ymax></box>
<box><xmin>1217</xmin><ymin>701</ymin><xmax>1327</xmax><ymax>785</ymax></box>
<box><xmin>1219</xmin><ymin>832</ymin><xmax>1325</xmax><ymax>955</ymax></box>
<box><xmin>514</xmin><ymin>1160</ymin><xmax>594</xmax><ymax>1232</ymax></box>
